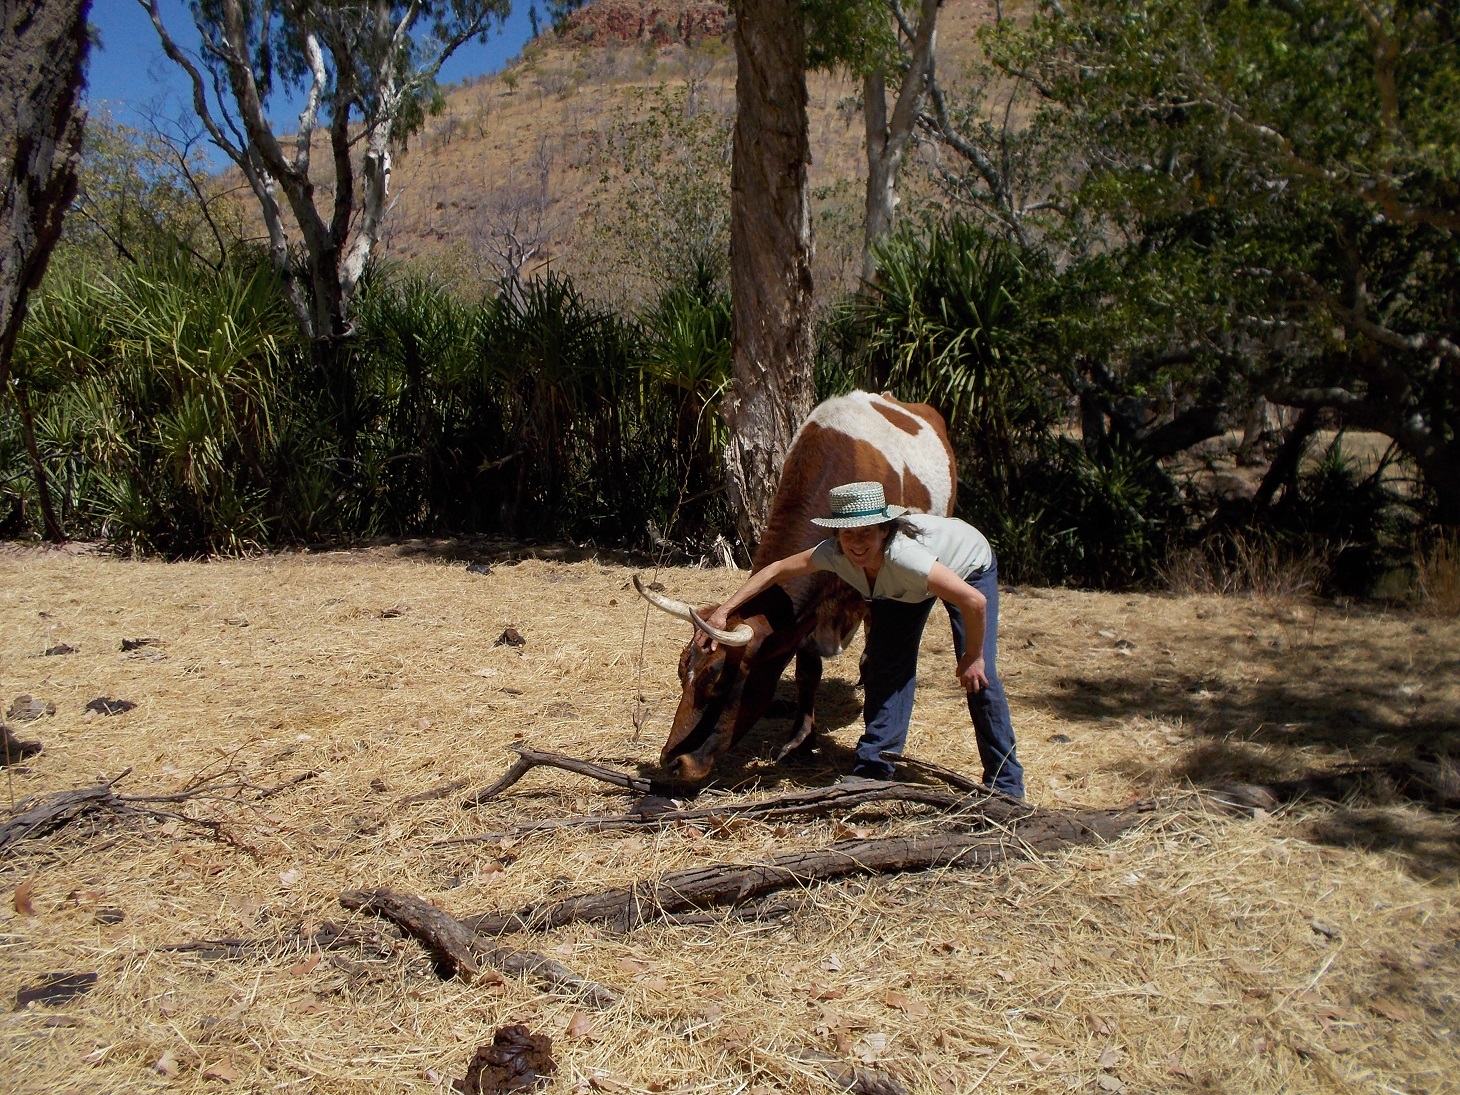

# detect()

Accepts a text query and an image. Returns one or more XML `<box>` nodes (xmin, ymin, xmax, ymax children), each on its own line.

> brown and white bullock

<box><xmin>637</xmin><ymin>390</ymin><xmax>956</xmax><ymax>782</ymax></box>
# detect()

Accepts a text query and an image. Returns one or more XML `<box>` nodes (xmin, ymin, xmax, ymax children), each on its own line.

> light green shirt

<box><xmin>810</xmin><ymin>514</ymin><xmax>993</xmax><ymax>603</ymax></box>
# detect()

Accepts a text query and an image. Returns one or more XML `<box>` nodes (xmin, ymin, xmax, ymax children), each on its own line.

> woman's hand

<box><xmin>694</xmin><ymin>605</ymin><xmax>731</xmax><ymax>649</ymax></box>
<box><xmin>957</xmin><ymin>652</ymin><xmax>989</xmax><ymax>693</ymax></box>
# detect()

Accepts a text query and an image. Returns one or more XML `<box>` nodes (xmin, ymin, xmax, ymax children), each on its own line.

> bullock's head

<box><xmin>634</xmin><ymin>574</ymin><xmax>794</xmax><ymax>782</ymax></box>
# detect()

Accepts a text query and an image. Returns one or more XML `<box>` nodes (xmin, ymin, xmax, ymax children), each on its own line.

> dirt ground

<box><xmin>1</xmin><ymin>544</ymin><xmax>1457</xmax><ymax>1094</ymax></box>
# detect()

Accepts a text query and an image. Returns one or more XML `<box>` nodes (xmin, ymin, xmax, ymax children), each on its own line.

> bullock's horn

<box><xmin>633</xmin><ymin>574</ymin><xmax>753</xmax><ymax>646</ymax></box>
<box><xmin>689</xmin><ymin>608</ymin><xmax>753</xmax><ymax>647</ymax></box>
<box><xmin>634</xmin><ymin>573</ymin><xmax>695</xmax><ymax>623</ymax></box>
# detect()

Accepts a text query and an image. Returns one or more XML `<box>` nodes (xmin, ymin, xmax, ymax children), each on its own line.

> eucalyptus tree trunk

<box><xmin>0</xmin><ymin>0</ymin><xmax>89</xmax><ymax>543</ymax></box>
<box><xmin>725</xmin><ymin>0</ymin><xmax>816</xmax><ymax>554</ymax></box>
<box><xmin>0</xmin><ymin>0</ymin><xmax>89</xmax><ymax>392</ymax></box>
<box><xmin>862</xmin><ymin>0</ymin><xmax>941</xmax><ymax>284</ymax></box>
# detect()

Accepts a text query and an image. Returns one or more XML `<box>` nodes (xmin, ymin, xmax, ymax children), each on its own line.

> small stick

<box><xmin>257</xmin><ymin>771</ymin><xmax>319</xmax><ymax>800</ymax></box>
<box><xmin>461</xmin><ymin>745</ymin><xmax>654</xmax><ymax>809</ymax></box>
<box><xmin>398</xmin><ymin>776</ymin><xmax>471</xmax><ymax>807</ymax></box>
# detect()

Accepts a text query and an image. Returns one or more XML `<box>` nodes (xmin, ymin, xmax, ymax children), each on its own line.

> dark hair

<box><xmin>885</xmin><ymin>515</ymin><xmax>923</xmax><ymax>540</ymax></box>
<box><xmin>832</xmin><ymin>515</ymin><xmax>922</xmax><ymax>552</ymax></box>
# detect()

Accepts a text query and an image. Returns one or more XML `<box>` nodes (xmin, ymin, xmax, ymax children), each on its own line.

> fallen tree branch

<box><xmin>435</xmin><ymin>781</ymin><xmax>1020</xmax><ymax>845</ymax></box>
<box><xmin>0</xmin><ymin>768</ymin><xmax>270</xmax><ymax>856</ymax></box>
<box><xmin>340</xmin><ymin>887</ymin><xmax>619</xmax><ymax>1008</ymax></box>
<box><xmin>463</xmin><ymin>802</ymin><xmax>1150</xmax><ymax>936</ymax></box>
<box><xmin>340</xmin><ymin>887</ymin><xmax>481</xmax><ymax>980</ymax></box>
<box><xmin>462</xmin><ymin>745</ymin><xmax>656</xmax><ymax>809</ymax></box>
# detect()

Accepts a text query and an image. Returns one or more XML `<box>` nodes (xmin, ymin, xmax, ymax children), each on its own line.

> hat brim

<box><xmin>810</xmin><ymin>504</ymin><xmax>908</xmax><ymax>529</ymax></box>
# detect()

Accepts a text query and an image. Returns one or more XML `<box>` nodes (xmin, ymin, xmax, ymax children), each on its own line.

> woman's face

<box><xmin>837</xmin><ymin>523</ymin><xmax>890</xmax><ymax>568</ymax></box>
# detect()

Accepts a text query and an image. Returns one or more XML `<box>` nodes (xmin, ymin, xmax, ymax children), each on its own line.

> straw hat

<box><xmin>809</xmin><ymin>481</ymin><xmax>909</xmax><ymax>528</ymax></box>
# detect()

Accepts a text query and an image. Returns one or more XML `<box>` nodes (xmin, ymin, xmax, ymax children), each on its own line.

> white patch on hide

<box><xmin>798</xmin><ymin>391</ymin><xmax>953</xmax><ymax>515</ymax></box>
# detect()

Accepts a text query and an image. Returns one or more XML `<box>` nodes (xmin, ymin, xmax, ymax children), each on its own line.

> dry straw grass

<box><xmin>2</xmin><ymin>545</ymin><xmax>1457</xmax><ymax>1094</ymax></box>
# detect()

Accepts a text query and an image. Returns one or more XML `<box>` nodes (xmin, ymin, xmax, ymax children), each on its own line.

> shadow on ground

<box><xmin>1032</xmin><ymin>603</ymin><xmax>1459</xmax><ymax>878</ymax></box>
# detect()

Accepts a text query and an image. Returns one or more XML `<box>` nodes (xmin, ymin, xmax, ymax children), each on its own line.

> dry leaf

<box><xmin>1084</xmin><ymin>1014</ymin><xmax>1113</xmax><ymax>1036</ymax></box>
<box><xmin>616</xmin><ymin>958</ymin><xmax>650</xmax><ymax>976</ymax></box>
<box><xmin>1166</xmin><ymin>1055</ymin><xmax>1193</xmax><ymax>1079</ymax></box>
<box><xmin>180</xmin><ymin>854</ymin><xmax>224</xmax><ymax>876</ymax></box>
<box><xmin>203</xmin><ymin>1058</ymin><xmax>240</xmax><ymax>1083</ymax></box>
<box><xmin>82</xmin><ymin>1045</ymin><xmax>113</xmax><ymax>1066</ymax></box>
<box><xmin>13</xmin><ymin>879</ymin><xmax>35</xmax><ymax>916</ymax></box>
<box><xmin>1370</xmin><ymin>997</ymin><xmax>1412</xmax><ymax>1022</ymax></box>
<box><xmin>1097</xmin><ymin>1076</ymin><xmax>1126</xmax><ymax>1093</ymax></box>
<box><xmin>823</xmin><ymin>953</ymin><xmax>843</xmax><ymax>972</ymax></box>
<box><xmin>638</xmin><ymin>975</ymin><xmax>669</xmax><ymax>993</ymax></box>
<box><xmin>854</xmin><ymin>1033</ymin><xmax>889</xmax><ymax>1063</ymax></box>
<box><xmin>882</xmin><ymin>989</ymin><xmax>929</xmax><ymax>1017</ymax></box>
<box><xmin>154</xmin><ymin>1050</ymin><xmax>180</xmax><ymax>1077</ymax></box>
<box><xmin>278</xmin><ymin>869</ymin><xmax>301</xmax><ymax>887</ymax></box>
<box><xmin>808</xmin><ymin>982</ymin><xmax>845</xmax><ymax>1001</ymax></box>
<box><xmin>1097</xmin><ymin>1047</ymin><xmax>1124</xmax><ymax>1069</ymax></box>
<box><xmin>287</xmin><ymin>954</ymin><xmax>321</xmax><ymax>977</ymax></box>
<box><xmin>1025</xmin><ymin>1051</ymin><xmax>1054</xmax><ymax>1070</ymax></box>
<box><xmin>565</xmin><ymin>1012</ymin><xmax>596</xmax><ymax>1040</ymax></box>
<box><xmin>228</xmin><ymin>896</ymin><xmax>262</xmax><ymax>919</ymax></box>
<box><xmin>296</xmin><ymin>1002</ymin><xmax>324</xmax><ymax>1016</ymax></box>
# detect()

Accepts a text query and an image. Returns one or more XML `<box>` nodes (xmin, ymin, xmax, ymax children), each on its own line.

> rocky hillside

<box><xmin>375</xmin><ymin>0</ymin><xmax>998</xmax><ymax>302</ymax></box>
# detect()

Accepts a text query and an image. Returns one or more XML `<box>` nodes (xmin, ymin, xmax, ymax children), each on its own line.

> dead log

<box><xmin>892</xmin><ymin>752</ymin><xmax>984</xmax><ymax>793</ymax></box>
<box><xmin>340</xmin><ymin>887</ymin><xmax>618</xmax><ymax>1008</ymax></box>
<box><xmin>462</xmin><ymin>746</ymin><xmax>656</xmax><ymax>809</ymax></box>
<box><xmin>463</xmin><ymin>802</ymin><xmax>1149</xmax><ymax>936</ymax></box>
<box><xmin>435</xmin><ymin>782</ymin><xmax>1029</xmax><ymax>846</ymax></box>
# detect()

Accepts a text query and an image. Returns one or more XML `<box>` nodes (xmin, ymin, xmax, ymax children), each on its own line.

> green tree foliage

<box><xmin>840</xmin><ymin>220</ymin><xmax>1184</xmax><ymax>587</ymax></box>
<box><xmin>980</xmin><ymin>0</ymin><xmax>1460</xmax><ymax>522</ymax></box>
<box><xmin>54</xmin><ymin>114</ymin><xmax>244</xmax><ymax>276</ymax></box>
<box><xmin>587</xmin><ymin>84</ymin><xmax>733</xmax><ymax>303</ymax></box>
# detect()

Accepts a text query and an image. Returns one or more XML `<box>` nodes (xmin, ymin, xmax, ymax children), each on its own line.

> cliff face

<box><xmin>559</xmin><ymin>0</ymin><xmax>731</xmax><ymax>47</ymax></box>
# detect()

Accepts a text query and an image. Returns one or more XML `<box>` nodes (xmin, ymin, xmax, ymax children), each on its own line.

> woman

<box><xmin>701</xmin><ymin>481</ymin><xmax>1024</xmax><ymax>797</ymax></box>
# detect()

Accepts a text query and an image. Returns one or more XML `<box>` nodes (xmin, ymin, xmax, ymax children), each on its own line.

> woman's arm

<box><xmin>925</xmin><ymin>561</ymin><xmax>989</xmax><ymax>692</ymax></box>
<box><xmin>697</xmin><ymin>547</ymin><xmax>821</xmax><ymax>647</ymax></box>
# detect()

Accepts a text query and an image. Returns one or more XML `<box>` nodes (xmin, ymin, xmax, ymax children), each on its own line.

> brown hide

<box><xmin>659</xmin><ymin>394</ymin><xmax>955</xmax><ymax>781</ymax></box>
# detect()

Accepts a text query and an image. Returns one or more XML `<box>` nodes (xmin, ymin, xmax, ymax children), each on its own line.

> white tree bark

<box><xmin>861</xmin><ymin>0</ymin><xmax>941</xmax><ymax>284</ymax></box>
<box><xmin>141</xmin><ymin>0</ymin><xmax>497</xmax><ymax>344</ymax></box>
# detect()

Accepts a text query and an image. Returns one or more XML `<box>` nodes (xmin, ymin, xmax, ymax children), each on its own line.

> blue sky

<box><xmin>86</xmin><ymin>0</ymin><xmax>537</xmax><ymax>162</ymax></box>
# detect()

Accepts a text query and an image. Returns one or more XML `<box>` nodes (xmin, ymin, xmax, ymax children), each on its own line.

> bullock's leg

<box><xmin>856</xmin><ymin>598</ymin><xmax>935</xmax><ymax>779</ymax></box>
<box><xmin>774</xmin><ymin>648</ymin><xmax>821</xmax><ymax>761</ymax></box>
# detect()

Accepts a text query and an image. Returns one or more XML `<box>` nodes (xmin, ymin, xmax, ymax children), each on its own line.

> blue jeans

<box><xmin>855</xmin><ymin>558</ymin><xmax>1025</xmax><ymax>797</ymax></box>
